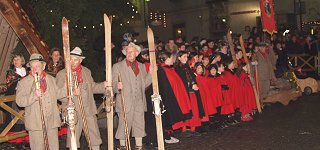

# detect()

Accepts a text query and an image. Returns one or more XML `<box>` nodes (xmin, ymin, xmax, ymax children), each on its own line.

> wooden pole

<box><xmin>34</xmin><ymin>73</ymin><xmax>50</xmax><ymax>150</ymax></box>
<box><xmin>0</xmin><ymin>131</ymin><xmax>28</xmax><ymax>143</ymax></box>
<box><xmin>240</xmin><ymin>35</ymin><xmax>262</xmax><ymax>113</ymax></box>
<box><xmin>147</xmin><ymin>27</ymin><xmax>165</xmax><ymax>150</ymax></box>
<box><xmin>118</xmin><ymin>74</ymin><xmax>131</xmax><ymax>150</ymax></box>
<box><xmin>103</xmin><ymin>14</ymin><xmax>114</xmax><ymax>150</ymax></box>
<box><xmin>226</xmin><ymin>29</ymin><xmax>238</xmax><ymax>67</ymax></box>
<box><xmin>62</xmin><ymin>17</ymin><xmax>78</xmax><ymax>150</ymax></box>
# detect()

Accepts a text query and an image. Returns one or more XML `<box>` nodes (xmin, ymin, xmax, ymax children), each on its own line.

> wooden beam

<box><xmin>0</xmin><ymin>131</ymin><xmax>28</xmax><ymax>143</ymax></box>
<box><xmin>0</xmin><ymin>0</ymin><xmax>49</xmax><ymax>60</ymax></box>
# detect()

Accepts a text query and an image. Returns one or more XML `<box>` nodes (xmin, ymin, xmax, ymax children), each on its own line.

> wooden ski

<box><xmin>226</xmin><ymin>29</ymin><xmax>238</xmax><ymax>67</ymax></box>
<box><xmin>103</xmin><ymin>14</ymin><xmax>114</xmax><ymax>150</ymax></box>
<box><xmin>239</xmin><ymin>35</ymin><xmax>262</xmax><ymax>113</ymax></box>
<box><xmin>62</xmin><ymin>17</ymin><xmax>78</xmax><ymax>150</ymax></box>
<box><xmin>147</xmin><ymin>27</ymin><xmax>165</xmax><ymax>150</ymax></box>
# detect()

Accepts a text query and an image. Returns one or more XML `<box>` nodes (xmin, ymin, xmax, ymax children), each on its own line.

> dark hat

<box><xmin>207</xmin><ymin>64</ymin><xmax>218</xmax><ymax>71</ymax></box>
<box><xmin>140</xmin><ymin>48</ymin><xmax>149</xmax><ymax>55</ymax></box>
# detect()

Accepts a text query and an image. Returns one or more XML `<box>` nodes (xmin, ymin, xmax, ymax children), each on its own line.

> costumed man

<box><xmin>56</xmin><ymin>47</ymin><xmax>106</xmax><ymax>150</ymax></box>
<box><xmin>256</xmin><ymin>42</ymin><xmax>276</xmax><ymax>100</ymax></box>
<box><xmin>16</xmin><ymin>53</ymin><xmax>66</xmax><ymax>150</ymax></box>
<box><xmin>112</xmin><ymin>42</ymin><xmax>152</xmax><ymax>150</ymax></box>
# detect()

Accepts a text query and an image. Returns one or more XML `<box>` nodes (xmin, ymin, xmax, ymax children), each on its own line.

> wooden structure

<box><xmin>288</xmin><ymin>54</ymin><xmax>319</xmax><ymax>73</ymax></box>
<box><xmin>0</xmin><ymin>0</ymin><xmax>49</xmax><ymax>82</ymax></box>
<box><xmin>0</xmin><ymin>95</ymin><xmax>27</xmax><ymax>143</ymax></box>
<box><xmin>0</xmin><ymin>0</ymin><xmax>50</xmax><ymax>143</ymax></box>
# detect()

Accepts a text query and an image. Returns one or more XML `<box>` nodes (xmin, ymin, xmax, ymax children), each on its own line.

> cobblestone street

<box><xmin>1</xmin><ymin>94</ymin><xmax>320</xmax><ymax>150</ymax></box>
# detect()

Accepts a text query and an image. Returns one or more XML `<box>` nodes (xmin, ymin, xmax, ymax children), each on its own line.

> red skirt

<box><xmin>220</xmin><ymin>90</ymin><xmax>235</xmax><ymax>115</ymax></box>
<box><xmin>185</xmin><ymin>92</ymin><xmax>202</xmax><ymax>127</ymax></box>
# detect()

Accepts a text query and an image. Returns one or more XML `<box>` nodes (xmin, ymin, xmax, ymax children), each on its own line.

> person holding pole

<box><xmin>16</xmin><ymin>53</ymin><xmax>66</xmax><ymax>150</ymax></box>
<box><xmin>56</xmin><ymin>47</ymin><xmax>107</xmax><ymax>150</ymax></box>
<box><xmin>112</xmin><ymin>42</ymin><xmax>152</xmax><ymax>150</ymax></box>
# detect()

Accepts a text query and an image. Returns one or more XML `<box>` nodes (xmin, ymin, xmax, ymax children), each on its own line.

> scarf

<box><xmin>126</xmin><ymin>60</ymin><xmax>140</xmax><ymax>76</ymax></box>
<box><xmin>31</xmin><ymin>72</ymin><xmax>47</xmax><ymax>93</ymax></box>
<box><xmin>72</xmin><ymin>65</ymin><xmax>83</xmax><ymax>83</ymax></box>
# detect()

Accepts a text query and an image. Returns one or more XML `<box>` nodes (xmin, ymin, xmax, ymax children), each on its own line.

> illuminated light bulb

<box><xmin>132</xmin><ymin>16</ymin><xmax>134</xmax><ymax>19</ymax></box>
<box><xmin>50</xmin><ymin>10</ymin><xmax>53</xmax><ymax>13</ymax></box>
<box><xmin>51</xmin><ymin>24</ymin><xmax>54</xmax><ymax>27</ymax></box>
<box><xmin>127</xmin><ymin>21</ymin><xmax>130</xmax><ymax>24</ymax></box>
<box><xmin>100</xmin><ymin>24</ymin><xmax>103</xmax><ymax>26</ymax></box>
<box><xmin>75</xmin><ymin>25</ymin><xmax>78</xmax><ymax>27</ymax></box>
<box><xmin>120</xmin><ymin>23</ymin><xmax>123</xmax><ymax>26</ymax></box>
<box><xmin>93</xmin><ymin>26</ymin><xmax>95</xmax><ymax>28</ymax></box>
<box><xmin>84</xmin><ymin>26</ymin><xmax>87</xmax><ymax>29</ymax></box>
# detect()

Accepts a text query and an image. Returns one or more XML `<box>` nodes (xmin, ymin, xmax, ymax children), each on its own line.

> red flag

<box><xmin>260</xmin><ymin>0</ymin><xmax>277</xmax><ymax>34</ymax></box>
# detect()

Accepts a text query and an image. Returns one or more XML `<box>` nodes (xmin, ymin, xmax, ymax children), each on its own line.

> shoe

<box><xmin>181</xmin><ymin>131</ymin><xmax>194</xmax><ymax>138</ymax></box>
<box><xmin>117</xmin><ymin>146</ymin><xmax>127</xmax><ymax>150</ymax></box>
<box><xmin>146</xmin><ymin>142</ymin><xmax>158</xmax><ymax>149</ymax></box>
<box><xmin>191</xmin><ymin>131</ymin><xmax>202</xmax><ymax>137</ymax></box>
<box><xmin>164</xmin><ymin>137</ymin><xmax>180</xmax><ymax>144</ymax></box>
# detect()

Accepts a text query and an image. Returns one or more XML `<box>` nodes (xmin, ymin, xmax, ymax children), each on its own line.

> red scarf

<box><xmin>72</xmin><ymin>65</ymin><xmax>83</xmax><ymax>83</ymax></box>
<box><xmin>31</xmin><ymin>72</ymin><xmax>47</xmax><ymax>93</ymax></box>
<box><xmin>126</xmin><ymin>60</ymin><xmax>140</xmax><ymax>76</ymax></box>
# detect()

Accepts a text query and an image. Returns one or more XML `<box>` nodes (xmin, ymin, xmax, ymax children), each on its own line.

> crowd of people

<box><xmin>1</xmin><ymin>25</ymin><xmax>318</xmax><ymax>149</ymax></box>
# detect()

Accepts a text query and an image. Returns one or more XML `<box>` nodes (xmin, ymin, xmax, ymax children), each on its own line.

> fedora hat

<box><xmin>26</xmin><ymin>53</ymin><xmax>46</xmax><ymax>67</ymax></box>
<box><xmin>121</xmin><ymin>42</ymin><xmax>141</xmax><ymax>55</ymax></box>
<box><xmin>70</xmin><ymin>47</ymin><xmax>85</xmax><ymax>59</ymax></box>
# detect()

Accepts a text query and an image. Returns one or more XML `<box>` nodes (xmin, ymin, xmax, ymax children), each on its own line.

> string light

<box><xmin>47</xmin><ymin>1</ymin><xmax>137</xmax><ymax>29</ymax></box>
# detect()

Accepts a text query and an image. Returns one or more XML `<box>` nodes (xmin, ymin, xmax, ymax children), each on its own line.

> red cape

<box><xmin>196</xmin><ymin>75</ymin><xmax>217</xmax><ymax>115</ymax></box>
<box><xmin>162</xmin><ymin>66</ymin><xmax>192</xmax><ymax>115</ymax></box>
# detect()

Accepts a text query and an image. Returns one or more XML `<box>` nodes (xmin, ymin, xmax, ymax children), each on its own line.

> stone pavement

<box><xmin>1</xmin><ymin>94</ymin><xmax>320</xmax><ymax>150</ymax></box>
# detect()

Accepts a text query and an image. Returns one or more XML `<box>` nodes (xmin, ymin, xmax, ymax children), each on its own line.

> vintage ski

<box><xmin>62</xmin><ymin>17</ymin><xmax>78</xmax><ymax>150</ymax></box>
<box><xmin>103</xmin><ymin>14</ymin><xmax>114</xmax><ymax>150</ymax></box>
<box><xmin>147</xmin><ymin>27</ymin><xmax>165</xmax><ymax>150</ymax></box>
<box><xmin>226</xmin><ymin>29</ymin><xmax>238</xmax><ymax>67</ymax></box>
<box><xmin>239</xmin><ymin>35</ymin><xmax>262</xmax><ymax>113</ymax></box>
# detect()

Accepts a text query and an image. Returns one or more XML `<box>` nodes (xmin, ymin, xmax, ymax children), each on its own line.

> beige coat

<box><xmin>16</xmin><ymin>74</ymin><xmax>65</xmax><ymax>150</ymax></box>
<box><xmin>56</xmin><ymin>66</ymin><xmax>105</xmax><ymax>147</ymax></box>
<box><xmin>16</xmin><ymin>74</ymin><xmax>65</xmax><ymax>131</ymax></box>
<box><xmin>112</xmin><ymin>60</ymin><xmax>152</xmax><ymax>113</ymax></box>
<box><xmin>56</xmin><ymin>66</ymin><xmax>105</xmax><ymax>116</ymax></box>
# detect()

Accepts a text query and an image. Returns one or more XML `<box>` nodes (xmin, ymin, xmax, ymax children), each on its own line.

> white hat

<box><xmin>121</xmin><ymin>42</ymin><xmax>141</xmax><ymax>55</ymax></box>
<box><xmin>70</xmin><ymin>47</ymin><xmax>85</xmax><ymax>59</ymax></box>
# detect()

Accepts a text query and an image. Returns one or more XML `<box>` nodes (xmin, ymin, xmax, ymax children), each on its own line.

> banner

<box><xmin>260</xmin><ymin>0</ymin><xmax>277</xmax><ymax>34</ymax></box>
